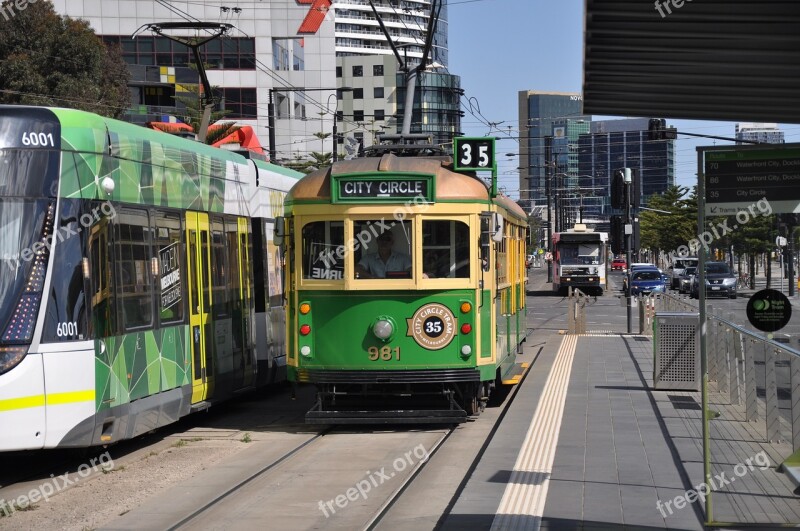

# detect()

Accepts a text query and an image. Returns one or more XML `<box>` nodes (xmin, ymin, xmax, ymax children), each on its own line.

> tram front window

<box><xmin>0</xmin><ymin>199</ymin><xmax>52</xmax><ymax>345</ymax></box>
<box><xmin>302</xmin><ymin>221</ymin><xmax>344</xmax><ymax>280</ymax></box>
<box><xmin>354</xmin><ymin>220</ymin><xmax>412</xmax><ymax>279</ymax></box>
<box><xmin>422</xmin><ymin>220</ymin><xmax>470</xmax><ymax>278</ymax></box>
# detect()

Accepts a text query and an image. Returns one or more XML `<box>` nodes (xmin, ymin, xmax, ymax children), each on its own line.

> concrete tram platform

<box><xmin>440</xmin><ymin>280</ymin><xmax>799</xmax><ymax>530</ymax></box>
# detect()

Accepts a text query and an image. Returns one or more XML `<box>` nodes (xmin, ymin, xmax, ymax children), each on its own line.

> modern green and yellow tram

<box><xmin>0</xmin><ymin>105</ymin><xmax>301</xmax><ymax>450</ymax></box>
<box><xmin>279</xmin><ymin>148</ymin><xmax>529</xmax><ymax>423</ymax></box>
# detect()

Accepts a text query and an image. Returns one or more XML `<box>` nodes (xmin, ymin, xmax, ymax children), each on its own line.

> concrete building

<box><xmin>334</xmin><ymin>0</ymin><xmax>461</xmax><ymax>151</ymax></box>
<box><xmin>736</xmin><ymin>123</ymin><xmax>785</xmax><ymax>144</ymax></box>
<box><xmin>52</xmin><ymin>0</ymin><xmax>337</xmax><ymax>164</ymax></box>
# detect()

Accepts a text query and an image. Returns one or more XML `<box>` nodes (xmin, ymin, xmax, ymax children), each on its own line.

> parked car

<box><xmin>690</xmin><ymin>261</ymin><xmax>737</xmax><ymax>299</ymax></box>
<box><xmin>611</xmin><ymin>258</ymin><xmax>627</xmax><ymax>270</ymax></box>
<box><xmin>678</xmin><ymin>266</ymin><xmax>697</xmax><ymax>294</ymax></box>
<box><xmin>628</xmin><ymin>268</ymin><xmax>666</xmax><ymax>296</ymax></box>
<box><xmin>670</xmin><ymin>257</ymin><xmax>699</xmax><ymax>289</ymax></box>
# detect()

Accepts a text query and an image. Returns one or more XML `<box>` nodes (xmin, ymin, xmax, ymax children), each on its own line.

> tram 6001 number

<box><xmin>367</xmin><ymin>346</ymin><xmax>400</xmax><ymax>361</ymax></box>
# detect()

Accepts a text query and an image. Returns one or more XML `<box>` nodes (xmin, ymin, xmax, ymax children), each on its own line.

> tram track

<box><xmin>169</xmin><ymin>427</ymin><xmax>333</xmax><ymax>530</ymax></box>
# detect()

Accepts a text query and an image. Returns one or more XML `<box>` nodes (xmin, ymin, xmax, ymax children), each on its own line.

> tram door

<box><xmin>186</xmin><ymin>212</ymin><xmax>214</xmax><ymax>403</ymax></box>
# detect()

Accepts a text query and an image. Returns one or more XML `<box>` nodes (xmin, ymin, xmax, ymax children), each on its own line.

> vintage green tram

<box><xmin>279</xmin><ymin>152</ymin><xmax>528</xmax><ymax>423</ymax></box>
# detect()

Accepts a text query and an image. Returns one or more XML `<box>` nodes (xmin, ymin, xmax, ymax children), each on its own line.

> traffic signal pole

<box><xmin>624</xmin><ymin>169</ymin><xmax>633</xmax><ymax>334</ymax></box>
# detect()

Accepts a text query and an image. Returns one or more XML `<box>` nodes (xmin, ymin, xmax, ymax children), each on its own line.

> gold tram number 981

<box><xmin>368</xmin><ymin>346</ymin><xmax>401</xmax><ymax>361</ymax></box>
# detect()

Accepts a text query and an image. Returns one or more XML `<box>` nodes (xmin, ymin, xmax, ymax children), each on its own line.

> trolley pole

<box><xmin>624</xmin><ymin>168</ymin><xmax>633</xmax><ymax>334</ymax></box>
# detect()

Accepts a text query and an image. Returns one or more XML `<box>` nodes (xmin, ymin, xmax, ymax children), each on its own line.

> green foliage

<box><xmin>0</xmin><ymin>1</ymin><xmax>130</xmax><ymax>117</ymax></box>
<box><xmin>639</xmin><ymin>185</ymin><xmax>697</xmax><ymax>256</ymax></box>
<box><xmin>205</xmin><ymin>121</ymin><xmax>241</xmax><ymax>146</ymax></box>
<box><xmin>283</xmin><ymin>151</ymin><xmax>332</xmax><ymax>174</ymax></box>
<box><xmin>174</xmin><ymin>81</ymin><xmax>231</xmax><ymax>137</ymax></box>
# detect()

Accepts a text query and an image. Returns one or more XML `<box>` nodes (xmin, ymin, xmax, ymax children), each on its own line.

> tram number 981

<box><xmin>367</xmin><ymin>346</ymin><xmax>400</xmax><ymax>361</ymax></box>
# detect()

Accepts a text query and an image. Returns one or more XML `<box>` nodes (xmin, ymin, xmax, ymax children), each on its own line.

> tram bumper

<box><xmin>301</xmin><ymin>368</ymin><xmax>479</xmax><ymax>425</ymax></box>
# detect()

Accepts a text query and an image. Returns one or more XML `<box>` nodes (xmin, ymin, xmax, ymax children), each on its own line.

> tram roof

<box><xmin>287</xmin><ymin>154</ymin><xmax>527</xmax><ymax>220</ymax></box>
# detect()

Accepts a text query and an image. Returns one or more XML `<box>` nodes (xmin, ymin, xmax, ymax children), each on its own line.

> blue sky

<box><xmin>446</xmin><ymin>0</ymin><xmax>800</xmax><ymax>198</ymax></box>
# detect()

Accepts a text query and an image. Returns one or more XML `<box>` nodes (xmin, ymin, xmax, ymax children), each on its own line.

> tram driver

<box><xmin>356</xmin><ymin>231</ymin><xmax>411</xmax><ymax>279</ymax></box>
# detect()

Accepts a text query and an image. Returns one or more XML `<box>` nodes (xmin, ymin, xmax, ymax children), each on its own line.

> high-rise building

<box><xmin>52</xmin><ymin>0</ymin><xmax>337</xmax><ymax>164</ymax></box>
<box><xmin>577</xmin><ymin>118</ymin><xmax>675</xmax><ymax>219</ymax></box>
<box><xmin>736</xmin><ymin>123</ymin><xmax>785</xmax><ymax>144</ymax></box>
<box><xmin>518</xmin><ymin>91</ymin><xmax>588</xmax><ymax>212</ymax></box>
<box><xmin>334</xmin><ymin>1</ymin><xmax>461</xmax><ymax>149</ymax></box>
<box><xmin>334</xmin><ymin>0</ymin><xmax>448</xmax><ymax>69</ymax></box>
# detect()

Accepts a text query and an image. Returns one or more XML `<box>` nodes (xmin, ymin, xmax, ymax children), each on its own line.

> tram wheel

<box><xmin>461</xmin><ymin>383</ymin><xmax>481</xmax><ymax>416</ymax></box>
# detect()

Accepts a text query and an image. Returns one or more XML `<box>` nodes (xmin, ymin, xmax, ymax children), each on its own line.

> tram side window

<box><xmin>422</xmin><ymin>220</ymin><xmax>470</xmax><ymax>279</ymax></box>
<box><xmin>155</xmin><ymin>211</ymin><xmax>184</xmax><ymax>326</ymax></box>
<box><xmin>210</xmin><ymin>216</ymin><xmax>229</xmax><ymax>318</ymax></box>
<box><xmin>42</xmin><ymin>198</ymin><xmax>90</xmax><ymax>342</ymax></box>
<box><xmin>302</xmin><ymin>221</ymin><xmax>344</xmax><ymax>280</ymax></box>
<box><xmin>354</xmin><ymin>220</ymin><xmax>412</xmax><ymax>280</ymax></box>
<box><xmin>89</xmin><ymin>208</ymin><xmax>116</xmax><ymax>337</ymax></box>
<box><xmin>115</xmin><ymin>208</ymin><xmax>154</xmax><ymax>330</ymax></box>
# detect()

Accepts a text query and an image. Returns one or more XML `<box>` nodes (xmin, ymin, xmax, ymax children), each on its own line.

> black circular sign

<box><xmin>746</xmin><ymin>289</ymin><xmax>792</xmax><ymax>332</ymax></box>
<box><xmin>423</xmin><ymin>316</ymin><xmax>444</xmax><ymax>338</ymax></box>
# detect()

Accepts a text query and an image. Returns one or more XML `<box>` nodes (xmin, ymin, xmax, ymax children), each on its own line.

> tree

<box><xmin>639</xmin><ymin>185</ymin><xmax>697</xmax><ymax>261</ymax></box>
<box><xmin>0</xmin><ymin>1</ymin><xmax>130</xmax><ymax>117</ymax></box>
<box><xmin>173</xmin><ymin>76</ymin><xmax>232</xmax><ymax>136</ymax></box>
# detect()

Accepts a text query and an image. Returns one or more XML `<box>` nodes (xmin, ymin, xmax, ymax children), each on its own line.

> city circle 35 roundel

<box><xmin>406</xmin><ymin>303</ymin><xmax>457</xmax><ymax>350</ymax></box>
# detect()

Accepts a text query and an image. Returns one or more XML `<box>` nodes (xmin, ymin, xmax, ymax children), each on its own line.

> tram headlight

<box><xmin>300</xmin><ymin>345</ymin><xmax>312</xmax><ymax>357</ymax></box>
<box><xmin>372</xmin><ymin>317</ymin><xmax>395</xmax><ymax>341</ymax></box>
<box><xmin>0</xmin><ymin>346</ymin><xmax>26</xmax><ymax>376</ymax></box>
<box><xmin>460</xmin><ymin>345</ymin><xmax>472</xmax><ymax>359</ymax></box>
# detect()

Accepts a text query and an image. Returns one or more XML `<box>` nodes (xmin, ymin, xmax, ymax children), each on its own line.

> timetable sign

<box><xmin>704</xmin><ymin>144</ymin><xmax>800</xmax><ymax>215</ymax></box>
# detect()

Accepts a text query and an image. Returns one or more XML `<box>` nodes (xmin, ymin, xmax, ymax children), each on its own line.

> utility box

<box><xmin>653</xmin><ymin>312</ymin><xmax>700</xmax><ymax>391</ymax></box>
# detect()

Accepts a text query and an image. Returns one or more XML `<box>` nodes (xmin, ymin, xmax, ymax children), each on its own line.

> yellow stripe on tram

<box><xmin>0</xmin><ymin>390</ymin><xmax>95</xmax><ymax>412</ymax></box>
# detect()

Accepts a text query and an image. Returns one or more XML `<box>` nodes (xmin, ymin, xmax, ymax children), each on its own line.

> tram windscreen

<box><xmin>559</xmin><ymin>243</ymin><xmax>601</xmax><ymax>265</ymax></box>
<box><xmin>0</xmin><ymin>149</ymin><xmax>58</xmax><ymax>197</ymax></box>
<box><xmin>0</xmin><ymin>199</ymin><xmax>51</xmax><ymax>343</ymax></box>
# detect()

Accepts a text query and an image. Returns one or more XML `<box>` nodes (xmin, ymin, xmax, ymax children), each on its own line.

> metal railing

<box><xmin>650</xmin><ymin>292</ymin><xmax>800</xmax><ymax>475</ymax></box>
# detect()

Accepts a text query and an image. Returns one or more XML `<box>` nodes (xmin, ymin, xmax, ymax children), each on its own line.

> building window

<box><xmin>352</xmin><ymin>65</ymin><xmax>363</xmax><ymax>77</ymax></box>
<box><xmin>273</xmin><ymin>38</ymin><xmax>304</xmax><ymax>71</ymax></box>
<box><xmin>374</xmin><ymin>109</ymin><xmax>385</xmax><ymax>121</ymax></box>
<box><xmin>373</xmin><ymin>64</ymin><xmax>384</xmax><ymax>76</ymax></box>
<box><xmin>102</xmin><ymin>35</ymin><xmax>255</xmax><ymax>70</ymax></box>
<box><xmin>219</xmin><ymin>88</ymin><xmax>258</xmax><ymax>119</ymax></box>
<box><xmin>336</xmin><ymin>66</ymin><xmax>342</xmax><ymax>77</ymax></box>
<box><xmin>353</xmin><ymin>88</ymin><xmax>363</xmax><ymax>99</ymax></box>
<box><xmin>374</xmin><ymin>87</ymin><xmax>384</xmax><ymax>99</ymax></box>
<box><xmin>353</xmin><ymin>110</ymin><xmax>364</xmax><ymax>121</ymax></box>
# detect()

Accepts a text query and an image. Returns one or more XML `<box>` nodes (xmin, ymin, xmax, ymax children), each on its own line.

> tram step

<box><xmin>501</xmin><ymin>362</ymin><xmax>529</xmax><ymax>385</ymax></box>
<box><xmin>190</xmin><ymin>401</ymin><xmax>211</xmax><ymax>413</ymax></box>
